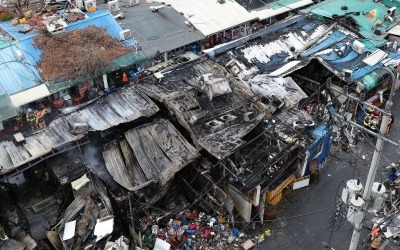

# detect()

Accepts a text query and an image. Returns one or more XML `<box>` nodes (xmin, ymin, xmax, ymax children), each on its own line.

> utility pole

<box><xmin>348</xmin><ymin>67</ymin><xmax>397</xmax><ymax>250</ymax></box>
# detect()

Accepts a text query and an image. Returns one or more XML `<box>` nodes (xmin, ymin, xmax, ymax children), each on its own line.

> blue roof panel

<box><xmin>0</xmin><ymin>40</ymin><xmax>42</xmax><ymax>95</ymax></box>
<box><xmin>65</xmin><ymin>10</ymin><xmax>138</xmax><ymax>49</ymax></box>
<box><xmin>0</xmin><ymin>10</ymin><xmax>139</xmax><ymax>95</ymax></box>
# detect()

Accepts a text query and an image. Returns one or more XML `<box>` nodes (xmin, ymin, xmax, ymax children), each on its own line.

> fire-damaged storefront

<box><xmin>0</xmin><ymin>50</ymin><xmax>343</xmax><ymax>249</ymax></box>
<box><xmin>3</xmin><ymin>13</ymin><xmax>399</xmax><ymax>247</ymax></box>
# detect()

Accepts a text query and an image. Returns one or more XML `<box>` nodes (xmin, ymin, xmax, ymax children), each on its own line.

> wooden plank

<box><xmin>266</xmin><ymin>175</ymin><xmax>295</xmax><ymax>205</ymax></box>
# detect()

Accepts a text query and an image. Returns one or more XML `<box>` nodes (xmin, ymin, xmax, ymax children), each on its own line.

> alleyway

<box><xmin>256</xmin><ymin>92</ymin><xmax>400</xmax><ymax>249</ymax></box>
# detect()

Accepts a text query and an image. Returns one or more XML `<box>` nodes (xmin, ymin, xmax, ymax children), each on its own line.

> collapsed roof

<box><xmin>137</xmin><ymin>59</ymin><xmax>275</xmax><ymax>159</ymax></box>
<box><xmin>210</xmin><ymin>15</ymin><xmax>400</xmax><ymax>91</ymax></box>
<box><xmin>102</xmin><ymin>119</ymin><xmax>200</xmax><ymax>191</ymax></box>
<box><xmin>0</xmin><ymin>85</ymin><xmax>159</xmax><ymax>178</ymax></box>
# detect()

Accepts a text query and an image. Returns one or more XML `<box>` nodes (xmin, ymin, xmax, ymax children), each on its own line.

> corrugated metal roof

<box><xmin>301</xmin><ymin>0</ymin><xmax>397</xmax><ymax>47</ymax></box>
<box><xmin>103</xmin><ymin>119</ymin><xmax>199</xmax><ymax>190</ymax></box>
<box><xmin>65</xmin><ymin>10</ymin><xmax>138</xmax><ymax>49</ymax></box>
<box><xmin>119</xmin><ymin>3</ymin><xmax>204</xmax><ymax>57</ymax></box>
<box><xmin>248</xmin><ymin>75</ymin><xmax>308</xmax><ymax>109</ymax></box>
<box><xmin>0</xmin><ymin>84</ymin><xmax>159</xmax><ymax>176</ymax></box>
<box><xmin>0</xmin><ymin>10</ymin><xmax>142</xmax><ymax>96</ymax></box>
<box><xmin>214</xmin><ymin>17</ymin><xmax>328</xmax><ymax>78</ymax></box>
<box><xmin>138</xmin><ymin>59</ymin><xmax>272</xmax><ymax>160</ymax></box>
<box><xmin>64</xmin><ymin>85</ymin><xmax>159</xmax><ymax>131</ymax></box>
<box><xmin>0</xmin><ymin>40</ymin><xmax>42</xmax><ymax>95</ymax></box>
<box><xmin>235</xmin><ymin>0</ymin><xmax>313</xmax><ymax>20</ymax></box>
<box><xmin>158</xmin><ymin>0</ymin><xmax>256</xmax><ymax>36</ymax></box>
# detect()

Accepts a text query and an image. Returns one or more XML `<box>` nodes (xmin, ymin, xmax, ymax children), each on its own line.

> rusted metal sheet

<box><xmin>44</xmin><ymin>126</ymin><xmax>65</xmax><ymax>147</ymax></box>
<box><xmin>0</xmin><ymin>141</ymin><xmax>14</xmax><ymax>169</ymax></box>
<box><xmin>103</xmin><ymin>120</ymin><xmax>199</xmax><ymax>190</ymax></box>
<box><xmin>59</xmin><ymin>196</ymin><xmax>86</xmax><ymax>229</ymax></box>
<box><xmin>78</xmin><ymin>107</ymin><xmax>111</xmax><ymax>131</ymax></box>
<box><xmin>48</xmin><ymin>118</ymin><xmax>80</xmax><ymax>142</ymax></box>
<box><xmin>0</xmin><ymin>84</ymin><xmax>160</xmax><ymax>177</ymax></box>
<box><xmin>24</xmin><ymin>136</ymin><xmax>48</xmax><ymax>157</ymax></box>
<box><xmin>94</xmin><ymin>99</ymin><xmax>126</xmax><ymax>126</ymax></box>
<box><xmin>34</xmin><ymin>131</ymin><xmax>54</xmax><ymax>149</ymax></box>
<box><xmin>119</xmin><ymin>139</ymin><xmax>148</xmax><ymax>186</ymax></box>
<box><xmin>102</xmin><ymin>142</ymin><xmax>135</xmax><ymax>191</ymax></box>
<box><xmin>137</xmin><ymin>59</ymin><xmax>270</xmax><ymax>161</ymax></box>
<box><xmin>3</xmin><ymin>141</ymin><xmax>29</xmax><ymax>165</ymax></box>
<box><xmin>107</xmin><ymin>92</ymin><xmax>140</xmax><ymax>121</ymax></box>
<box><xmin>125</xmin><ymin>128</ymin><xmax>160</xmax><ymax>181</ymax></box>
<box><xmin>121</xmin><ymin>88</ymin><xmax>159</xmax><ymax>117</ymax></box>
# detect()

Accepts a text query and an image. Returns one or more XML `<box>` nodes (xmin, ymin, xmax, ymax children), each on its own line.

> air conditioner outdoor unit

<box><xmin>69</xmin><ymin>123</ymin><xmax>89</xmax><ymax>134</ymax></box>
<box><xmin>119</xmin><ymin>29</ymin><xmax>131</xmax><ymax>40</ymax></box>
<box><xmin>108</xmin><ymin>0</ymin><xmax>119</xmax><ymax>11</ymax></box>
<box><xmin>75</xmin><ymin>0</ymin><xmax>84</xmax><ymax>9</ymax></box>
<box><xmin>84</xmin><ymin>0</ymin><xmax>96</xmax><ymax>11</ymax></box>
<box><xmin>217</xmin><ymin>0</ymin><xmax>226</xmax><ymax>3</ymax></box>
<box><xmin>129</xmin><ymin>0</ymin><xmax>140</xmax><ymax>6</ymax></box>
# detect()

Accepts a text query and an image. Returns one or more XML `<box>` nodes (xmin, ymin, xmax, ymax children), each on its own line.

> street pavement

<box><xmin>254</xmin><ymin>92</ymin><xmax>400</xmax><ymax>250</ymax></box>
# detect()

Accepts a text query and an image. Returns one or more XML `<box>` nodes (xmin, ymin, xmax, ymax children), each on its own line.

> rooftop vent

<box><xmin>388</xmin><ymin>7</ymin><xmax>397</xmax><ymax>17</ymax></box>
<box><xmin>206</xmin><ymin>120</ymin><xmax>224</xmax><ymax>132</ymax></box>
<box><xmin>150</xmin><ymin>5</ymin><xmax>164</xmax><ymax>12</ymax></box>
<box><xmin>219</xmin><ymin>114</ymin><xmax>237</xmax><ymax>126</ymax></box>
<box><xmin>119</xmin><ymin>29</ymin><xmax>131</xmax><ymax>41</ymax></box>
<box><xmin>244</xmin><ymin>112</ymin><xmax>255</xmax><ymax>122</ymax></box>
<box><xmin>69</xmin><ymin>122</ymin><xmax>89</xmax><ymax>134</ymax></box>
<box><xmin>153</xmin><ymin>72</ymin><xmax>164</xmax><ymax>82</ymax></box>
<box><xmin>219</xmin><ymin>114</ymin><xmax>237</xmax><ymax>121</ymax></box>
<box><xmin>217</xmin><ymin>0</ymin><xmax>226</xmax><ymax>3</ymax></box>
<box><xmin>129</xmin><ymin>0</ymin><xmax>140</xmax><ymax>6</ymax></box>
<box><xmin>190</xmin><ymin>111</ymin><xmax>207</xmax><ymax>125</ymax></box>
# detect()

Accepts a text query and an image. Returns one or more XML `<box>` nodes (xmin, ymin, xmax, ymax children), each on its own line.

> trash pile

<box><xmin>137</xmin><ymin>209</ymin><xmax>258</xmax><ymax>250</ymax></box>
<box><xmin>34</xmin><ymin>25</ymin><xmax>133</xmax><ymax>80</ymax></box>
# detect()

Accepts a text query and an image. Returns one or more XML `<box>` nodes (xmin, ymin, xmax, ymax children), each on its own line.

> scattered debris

<box><xmin>34</xmin><ymin>25</ymin><xmax>133</xmax><ymax>80</ymax></box>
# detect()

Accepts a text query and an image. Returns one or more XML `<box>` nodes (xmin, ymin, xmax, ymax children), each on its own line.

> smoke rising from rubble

<box><xmin>83</xmin><ymin>144</ymin><xmax>101</xmax><ymax>167</ymax></box>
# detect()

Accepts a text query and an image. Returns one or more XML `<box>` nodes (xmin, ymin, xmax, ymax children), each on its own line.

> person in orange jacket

<box><xmin>122</xmin><ymin>72</ymin><xmax>129</xmax><ymax>84</ymax></box>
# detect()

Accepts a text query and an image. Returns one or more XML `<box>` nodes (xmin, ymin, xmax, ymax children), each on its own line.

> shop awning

<box><xmin>113</xmin><ymin>51</ymin><xmax>147</xmax><ymax>68</ymax></box>
<box><xmin>0</xmin><ymin>94</ymin><xmax>17</xmax><ymax>121</ymax></box>
<box><xmin>10</xmin><ymin>84</ymin><xmax>51</xmax><ymax>107</ymax></box>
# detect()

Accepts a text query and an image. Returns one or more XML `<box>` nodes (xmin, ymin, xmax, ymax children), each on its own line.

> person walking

<box><xmin>26</xmin><ymin>108</ymin><xmax>36</xmax><ymax>130</ymax></box>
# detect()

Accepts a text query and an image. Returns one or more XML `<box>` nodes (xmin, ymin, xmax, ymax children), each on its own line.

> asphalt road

<box><xmin>255</xmin><ymin>92</ymin><xmax>400</xmax><ymax>250</ymax></box>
